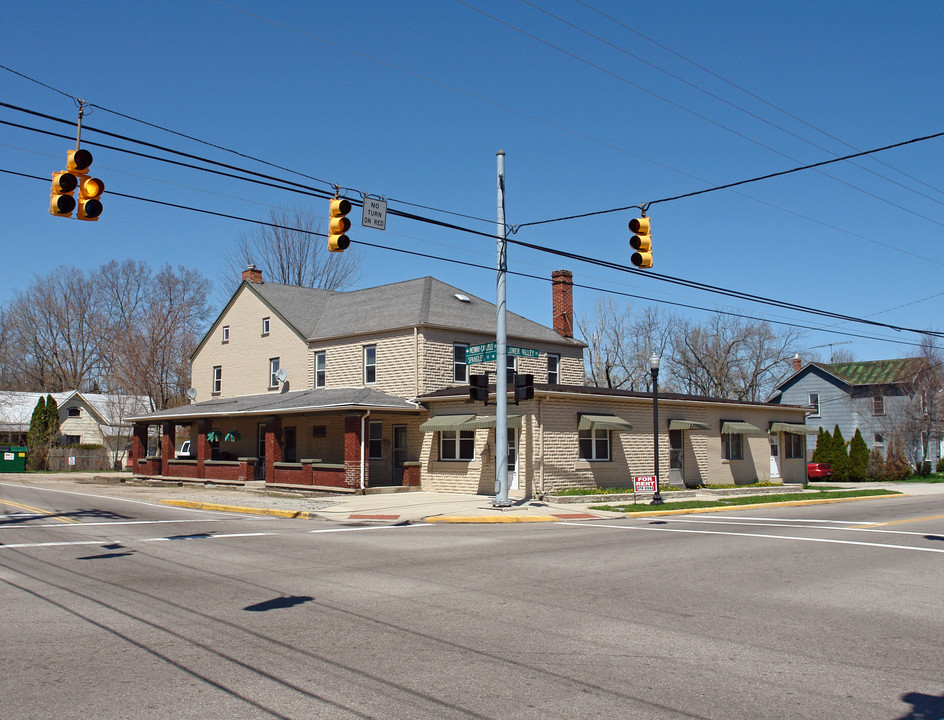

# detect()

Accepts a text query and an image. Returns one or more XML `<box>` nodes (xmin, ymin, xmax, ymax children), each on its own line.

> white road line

<box><xmin>0</xmin><ymin>482</ymin><xmax>238</xmax><ymax>516</ymax></box>
<box><xmin>559</xmin><ymin>522</ymin><xmax>944</xmax><ymax>553</ymax></box>
<box><xmin>309</xmin><ymin>524</ymin><xmax>433</xmax><ymax>533</ymax></box>
<box><xmin>140</xmin><ymin>532</ymin><xmax>277</xmax><ymax>542</ymax></box>
<box><xmin>0</xmin><ymin>518</ymin><xmax>242</xmax><ymax>530</ymax></box>
<box><xmin>683</xmin><ymin>515</ymin><xmax>865</xmax><ymax>524</ymax></box>
<box><xmin>660</xmin><ymin>517</ymin><xmax>943</xmax><ymax>537</ymax></box>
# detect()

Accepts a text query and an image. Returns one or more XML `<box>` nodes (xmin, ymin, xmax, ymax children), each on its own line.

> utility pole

<box><xmin>494</xmin><ymin>150</ymin><xmax>511</xmax><ymax>507</ymax></box>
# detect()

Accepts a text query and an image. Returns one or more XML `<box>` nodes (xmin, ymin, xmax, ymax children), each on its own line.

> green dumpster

<box><xmin>0</xmin><ymin>446</ymin><xmax>27</xmax><ymax>473</ymax></box>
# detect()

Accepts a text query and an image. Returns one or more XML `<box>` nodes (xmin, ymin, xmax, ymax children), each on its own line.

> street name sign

<box><xmin>465</xmin><ymin>342</ymin><xmax>539</xmax><ymax>365</ymax></box>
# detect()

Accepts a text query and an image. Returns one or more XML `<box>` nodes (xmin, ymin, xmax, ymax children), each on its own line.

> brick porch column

<box><xmin>131</xmin><ymin>423</ymin><xmax>147</xmax><ymax>466</ymax></box>
<box><xmin>344</xmin><ymin>414</ymin><xmax>367</xmax><ymax>489</ymax></box>
<box><xmin>196</xmin><ymin>420</ymin><xmax>210</xmax><ymax>479</ymax></box>
<box><xmin>265</xmin><ymin>416</ymin><xmax>282</xmax><ymax>483</ymax></box>
<box><xmin>160</xmin><ymin>422</ymin><xmax>176</xmax><ymax>477</ymax></box>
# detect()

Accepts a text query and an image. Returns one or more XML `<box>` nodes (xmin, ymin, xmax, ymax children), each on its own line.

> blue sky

<box><xmin>3</xmin><ymin>0</ymin><xmax>943</xmax><ymax>362</ymax></box>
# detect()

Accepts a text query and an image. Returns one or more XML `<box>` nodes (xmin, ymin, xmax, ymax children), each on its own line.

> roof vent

<box><xmin>454</xmin><ymin>293</ymin><xmax>471</xmax><ymax>303</ymax></box>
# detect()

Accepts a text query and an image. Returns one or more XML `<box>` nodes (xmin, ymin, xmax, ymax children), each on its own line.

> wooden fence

<box><xmin>48</xmin><ymin>447</ymin><xmax>111</xmax><ymax>472</ymax></box>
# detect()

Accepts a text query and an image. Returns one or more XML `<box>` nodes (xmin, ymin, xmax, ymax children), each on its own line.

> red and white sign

<box><xmin>633</xmin><ymin>475</ymin><xmax>657</xmax><ymax>493</ymax></box>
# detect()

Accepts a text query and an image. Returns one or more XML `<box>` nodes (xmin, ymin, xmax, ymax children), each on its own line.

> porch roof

<box><xmin>128</xmin><ymin>388</ymin><xmax>420</xmax><ymax>423</ymax></box>
<box><xmin>770</xmin><ymin>422</ymin><xmax>818</xmax><ymax>435</ymax></box>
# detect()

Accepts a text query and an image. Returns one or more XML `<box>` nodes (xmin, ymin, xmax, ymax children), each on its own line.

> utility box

<box><xmin>0</xmin><ymin>446</ymin><xmax>27</xmax><ymax>473</ymax></box>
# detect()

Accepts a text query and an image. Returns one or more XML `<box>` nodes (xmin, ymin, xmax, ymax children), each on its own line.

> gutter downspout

<box><xmin>360</xmin><ymin>410</ymin><xmax>371</xmax><ymax>491</ymax></box>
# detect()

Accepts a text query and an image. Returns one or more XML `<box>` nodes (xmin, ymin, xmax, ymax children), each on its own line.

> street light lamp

<box><xmin>650</xmin><ymin>353</ymin><xmax>664</xmax><ymax>505</ymax></box>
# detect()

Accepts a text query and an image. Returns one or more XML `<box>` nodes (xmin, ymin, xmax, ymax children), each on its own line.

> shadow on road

<box><xmin>243</xmin><ymin>595</ymin><xmax>314</xmax><ymax>612</ymax></box>
<box><xmin>892</xmin><ymin>691</ymin><xmax>944</xmax><ymax>720</ymax></box>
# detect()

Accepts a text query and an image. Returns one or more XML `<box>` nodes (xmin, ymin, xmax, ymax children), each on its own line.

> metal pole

<box><xmin>650</xmin><ymin>359</ymin><xmax>664</xmax><ymax>505</ymax></box>
<box><xmin>494</xmin><ymin>150</ymin><xmax>510</xmax><ymax>507</ymax></box>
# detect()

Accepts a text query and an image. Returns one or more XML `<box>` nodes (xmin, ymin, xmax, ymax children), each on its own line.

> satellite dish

<box><xmin>275</xmin><ymin>368</ymin><xmax>287</xmax><ymax>383</ymax></box>
<box><xmin>186</xmin><ymin>388</ymin><xmax>197</xmax><ymax>400</ymax></box>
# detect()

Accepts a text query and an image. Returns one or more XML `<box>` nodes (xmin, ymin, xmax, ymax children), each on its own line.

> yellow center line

<box><xmin>0</xmin><ymin>498</ymin><xmax>82</xmax><ymax>524</ymax></box>
<box><xmin>848</xmin><ymin>513</ymin><xmax>944</xmax><ymax>530</ymax></box>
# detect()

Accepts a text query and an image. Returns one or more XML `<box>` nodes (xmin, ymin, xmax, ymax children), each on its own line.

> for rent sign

<box><xmin>633</xmin><ymin>475</ymin><xmax>657</xmax><ymax>493</ymax></box>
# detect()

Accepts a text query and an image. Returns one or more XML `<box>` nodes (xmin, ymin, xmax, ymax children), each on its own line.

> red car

<box><xmin>807</xmin><ymin>462</ymin><xmax>833</xmax><ymax>480</ymax></box>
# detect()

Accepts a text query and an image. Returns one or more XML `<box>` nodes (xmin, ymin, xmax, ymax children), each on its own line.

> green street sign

<box><xmin>464</xmin><ymin>343</ymin><xmax>538</xmax><ymax>365</ymax></box>
<box><xmin>508</xmin><ymin>346</ymin><xmax>539</xmax><ymax>358</ymax></box>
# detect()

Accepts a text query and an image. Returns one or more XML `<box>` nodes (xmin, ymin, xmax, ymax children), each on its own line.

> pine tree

<box><xmin>886</xmin><ymin>438</ymin><xmax>912</xmax><ymax>482</ymax></box>
<box><xmin>44</xmin><ymin>394</ymin><xmax>60</xmax><ymax>448</ymax></box>
<box><xmin>25</xmin><ymin>396</ymin><xmax>47</xmax><ymax>471</ymax></box>
<box><xmin>831</xmin><ymin>425</ymin><xmax>850</xmax><ymax>482</ymax></box>
<box><xmin>848</xmin><ymin>429</ymin><xmax>869</xmax><ymax>481</ymax></box>
<box><xmin>811</xmin><ymin>428</ymin><xmax>832</xmax><ymax>463</ymax></box>
<box><xmin>867</xmin><ymin>447</ymin><xmax>887</xmax><ymax>481</ymax></box>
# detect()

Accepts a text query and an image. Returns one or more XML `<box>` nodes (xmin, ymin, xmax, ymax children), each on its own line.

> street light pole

<box><xmin>650</xmin><ymin>353</ymin><xmax>664</xmax><ymax>506</ymax></box>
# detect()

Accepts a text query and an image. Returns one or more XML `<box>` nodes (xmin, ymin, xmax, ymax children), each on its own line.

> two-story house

<box><xmin>769</xmin><ymin>355</ymin><xmax>939</xmax><ymax>464</ymax></box>
<box><xmin>129</xmin><ymin>268</ymin><xmax>812</xmax><ymax>495</ymax></box>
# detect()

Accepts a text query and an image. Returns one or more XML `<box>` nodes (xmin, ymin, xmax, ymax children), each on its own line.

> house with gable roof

<box><xmin>769</xmin><ymin>355</ymin><xmax>939</xmax><ymax>464</ymax></box>
<box><xmin>128</xmin><ymin>267</ymin><xmax>812</xmax><ymax>495</ymax></box>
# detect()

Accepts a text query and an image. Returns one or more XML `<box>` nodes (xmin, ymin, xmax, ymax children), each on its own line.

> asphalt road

<box><xmin>1</xmin><ymin>482</ymin><xmax>942</xmax><ymax>719</ymax></box>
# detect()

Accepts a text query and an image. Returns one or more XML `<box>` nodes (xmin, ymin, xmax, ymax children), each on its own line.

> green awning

<box><xmin>462</xmin><ymin>414</ymin><xmax>522</xmax><ymax>430</ymax></box>
<box><xmin>419</xmin><ymin>414</ymin><xmax>475</xmax><ymax>432</ymax></box>
<box><xmin>668</xmin><ymin>419</ymin><xmax>710</xmax><ymax>431</ymax></box>
<box><xmin>770</xmin><ymin>422</ymin><xmax>818</xmax><ymax>435</ymax></box>
<box><xmin>720</xmin><ymin>421</ymin><xmax>764</xmax><ymax>435</ymax></box>
<box><xmin>578</xmin><ymin>414</ymin><xmax>633</xmax><ymax>431</ymax></box>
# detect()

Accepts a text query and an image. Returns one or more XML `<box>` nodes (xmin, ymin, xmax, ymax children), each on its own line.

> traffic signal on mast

<box><xmin>514</xmin><ymin>373</ymin><xmax>534</xmax><ymax>403</ymax></box>
<box><xmin>49</xmin><ymin>170</ymin><xmax>78</xmax><ymax>217</ymax></box>
<box><xmin>469</xmin><ymin>373</ymin><xmax>489</xmax><ymax>403</ymax></box>
<box><xmin>629</xmin><ymin>216</ymin><xmax>653</xmax><ymax>268</ymax></box>
<box><xmin>328</xmin><ymin>198</ymin><xmax>352</xmax><ymax>252</ymax></box>
<box><xmin>66</xmin><ymin>149</ymin><xmax>104</xmax><ymax>221</ymax></box>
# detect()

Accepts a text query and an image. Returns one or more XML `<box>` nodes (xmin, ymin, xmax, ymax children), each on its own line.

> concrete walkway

<box><xmin>3</xmin><ymin>472</ymin><xmax>942</xmax><ymax>524</ymax></box>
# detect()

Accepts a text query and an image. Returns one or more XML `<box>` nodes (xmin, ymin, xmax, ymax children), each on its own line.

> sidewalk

<box><xmin>4</xmin><ymin>472</ymin><xmax>942</xmax><ymax>524</ymax></box>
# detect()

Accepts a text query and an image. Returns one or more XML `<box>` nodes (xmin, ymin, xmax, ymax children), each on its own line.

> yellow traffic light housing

<box><xmin>49</xmin><ymin>171</ymin><xmax>78</xmax><ymax>217</ymax></box>
<box><xmin>67</xmin><ymin>149</ymin><xmax>93</xmax><ymax>175</ymax></box>
<box><xmin>77</xmin><ymin>175</ymin><xmax>104</xmax><ymax>221</ymax></box>
<box><xmin>328</xmin><ymin>198</ymin><xmax>352</xmax><ymax>252</ymax></box>
<box><xmin>629</xmin><ymin>216</ymin><xmax>653</xmax><ymax>268</ymax></box>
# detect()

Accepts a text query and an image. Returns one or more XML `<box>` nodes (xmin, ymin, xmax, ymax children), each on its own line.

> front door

<box><xmin>507</xmin><ymin>428</ymin><xmax>518</xmax><ymax>491</ymax></box>
<box><xmin>392</xmin><ymin>425</ymin><xmax>407</xmax><ymax>484</ymax></box>
<box><xmin>769</xmin><ymin>436</ymin><xmax>781</xmax><ymax>478</ymax></box>
<box><xmin>669</xmin><ymin>429</ymin><xmax>683</xmax><ymax>486</ymax></box>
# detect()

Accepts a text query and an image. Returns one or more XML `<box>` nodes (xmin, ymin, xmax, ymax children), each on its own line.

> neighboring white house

<box><xmin>0</xmin><ymin>390</ymin><xmax>152</xmax><ymax>467</ymax></box>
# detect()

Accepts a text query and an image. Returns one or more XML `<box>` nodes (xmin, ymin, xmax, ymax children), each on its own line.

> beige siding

<box><xmin>312</xmin><ymin>332</ymin><xmax>418</xmax><ymax>397</ymax></box>
<box><xmin>192</xmin><ymin>287</ymin><xmax>310</xmax><ymax>400</ymax></box>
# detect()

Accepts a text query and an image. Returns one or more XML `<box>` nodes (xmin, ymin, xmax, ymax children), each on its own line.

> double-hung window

<box><xmin>873</xmin><ymin>395</ymin><xmax>885</xmax><ymax>415</ymax></box>
<box><xmin>547</xmin><ymin>354</ymin><xmax>560</xmax><ymax>384</ymax></box>
<box><xmin>808</xmin><ymin>392</ymin><xmax>820</xmax><ymax>417</ymax></box>
<box><xmin>269</xmin><ymin>357</ymin><xmax>280</xmax><ymax>388</ymax></box>
<box><xmin>578</xmin><ymin>428</ymin><xmax>610</xmax><ymax>461</ymax></box>
<box><xmin>262</xmin><ymin>317</ymin><xmax>270</xmax><ymax>336</ymax></box>
<box><xmin>453</xmin><ymin>343</ymin><xmax>468</xmax><ymax>382</ymax></box>
<box><xmin>315</xmin><ymin>352</ymin><xmax>326</xmax><ymax>388</ymax></box>
<box><xmin>212</xmin><ymin>366</ymin><xmax>222</xmax><ymax>394</ymax></box>
<box><xmin>364</xmin><ymin>345</ymin><xmax>377</xmax><ymax>384</ymax></box>
<box><xmin>722</xmin><ymin>432</ymin><xmax>743</xmax><ymax>460</ymax></box>
<box><xmin>369</xmin><ymin>421</ymin><xmax>383</xmax><ymax>459</ymax></box>
<box><xmin>222</xmin><ymin>325</ymin><xmax>230</xmax><ymax>343</ymax></box>
<box><xmin>440</xmin><ymin>429</ymin><xmax>474</xmax><ymax>461</ymax></box>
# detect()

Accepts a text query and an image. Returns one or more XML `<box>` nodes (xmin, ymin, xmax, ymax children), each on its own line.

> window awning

<box><xmin>668</xmin><ymin>419</ymin><xmax>710</xmax><ymax>431</ymax></box>
<box><xmin>770</xmin><ymin>422</ymin><xmax>818</xmax><ymax>435</ymax></box>
<box><xmin>578</xmin><ymin>414</ymin><xmax>633</xmax><ymax>431</ymax></box>
<box><xmin>419</xmin><ymin>414</ymin><xmax>475</xmax><ymax>432</ymax></box>
<box><xmin>720</xmin><ymin>421</ymin><xmax>764</xmax><ymax>435</ymax></box>
<box><xmin>462</xmin><ymin>414</ymin><xmax>522</xmax><ymax>430</ymax></box>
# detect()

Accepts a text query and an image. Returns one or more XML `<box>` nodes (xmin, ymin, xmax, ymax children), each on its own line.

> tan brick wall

<box><xmin>192</xmin><ymin>287</ymin><xmax>310</xmax><ymax>400</ymax></box>
<box><xmin>311</xmin><ymin>332</ymin><xmax>418</xmax><ymax>397</ymax></box>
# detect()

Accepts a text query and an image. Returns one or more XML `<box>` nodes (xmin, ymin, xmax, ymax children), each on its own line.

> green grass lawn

<box><xmin>590</xmin><ymin>488</ymin><xmax>899</xmax><ymax>513</ymax></box>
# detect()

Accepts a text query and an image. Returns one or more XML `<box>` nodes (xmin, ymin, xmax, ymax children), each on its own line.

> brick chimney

<box><xmin>793</xmin><ymin>353</ymin><xmax>801</xmax><ymax>373</ymax></box>
<box><xmin>242</xmin><ymin>264</ymin><xmax>263</xmax><ymax>284</ymax></box>
<box><xmin>551</xmin><ymin>270</ymin><xmax>574</xmax><ymax>338</ymax></box>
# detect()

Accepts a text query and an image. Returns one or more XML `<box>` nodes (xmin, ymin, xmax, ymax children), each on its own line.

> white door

<box><xmin>507</xmin><ymin>428</ymin><xmax>518</xmax><ymax>490</ymax></box>
<box><xmin>769</xmin><ymin>436</ymin><xmax>781</xmax><ymax>478</ymax></box>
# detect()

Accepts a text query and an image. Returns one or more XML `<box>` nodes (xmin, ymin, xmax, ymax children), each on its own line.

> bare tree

<box><xmin>4</xmin><ymin>268</ymin><xmax>107</xmax><ymax>392</ymax></box>
<box><xmin>220</xmin><ymin>206</ymin><xmax>362</xmax><ymax>299</ymax></box>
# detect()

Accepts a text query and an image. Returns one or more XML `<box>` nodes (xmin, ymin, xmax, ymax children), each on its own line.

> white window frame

<box><xmin>440</xmin><ymin>429</ymin><xmax>475</xmax><ymax>461</ymax></box>
<box><xmin>368</xmin><ymin>421</ymin><xmax>383</xmax><ymax>459</ymax></box>
<box><xmin>222</xmin><ymin>325</ymin><xmax>230</xmax><ymax>343</ymax></box>
<box><xmin>453</xmin><ymin>343</ymin><xmax>469</xmax><ymax>383</ymax></box>
<box><xmin>269</xmin><ymin>357</ymin><xmax>280</xmax><ymax>388</ymax></box>
<box><xmin>808</xmin><ymin>392</ymin><xmax>820</xmax><ymax>417</ymax></box>
<box><xmin>262</xmin><ymin>317</ymin><xmax>270</xmax><ymax>336</ymax></box>
<box><xmin>547</xmin><ymin>354</ymin><xmax>560</xmax><ymax>384</ymax></box>
<box><xmin>212</xmin><ymin>366</ymin><xmax>222</xmax><ymax>394</ymax></box>
<box><xmin>722</xmin><ymin>432</ymin><xmax>743</xmax><ymax>461</ymax></box>
<box><xmin>578</xmin><ymin>427</ymin><xmax>610</xmax><ymax>461</ymax></box>
<box><xmin>364</xmin><ymin>345</ymin><xmax>377</xmax><ymax>384</ymax></box>
<box><xmin>315</xmin><ymin>351</ymin><xmax>326</xmax><ymax>388</ymax></box>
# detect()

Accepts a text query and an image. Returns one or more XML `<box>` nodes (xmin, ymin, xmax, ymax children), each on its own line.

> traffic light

<box><xmin>49</xmin><ymin>171</ymin><xmax>78</xmax><ymax>217</ymax></box>
<box><xmin>67</xmin><ymin>148</ymin><xmax>93</xmax><ymax>175</ymax></box>
<box><xmin>514</xmin><ymin>373</ymin><xmax>534</xmax><ymax>403</ymax></box>
<box><xmin>629</xmin><ymin>216</ymin><xmax>652</xmax><ymax>268</ymax></box>
<box><xmin>77</xmin><ymin>175</ymin><xmax>104</xmax><ymax>221</ymax></box>
<box><xmin>328</xmin><ymin>198</ymin><xmax>352</xmax><ymax>252</ymax></box>
<box><xmin>470</xmin><ymin>373</ymin><xmax>489</xmax><ymax>403</ymax></box>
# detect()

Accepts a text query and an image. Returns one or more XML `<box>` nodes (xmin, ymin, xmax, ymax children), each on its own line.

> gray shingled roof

<box><xmin>250</xmin><ymin>277</ymin><xmax>583</xmax><ymax>346</ymax></box>
<box><xmin>128</xmin><ymin>387</ymin><xmax>419</xmax><ymax>423</ymax></box>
